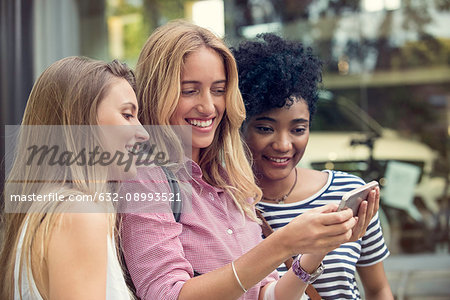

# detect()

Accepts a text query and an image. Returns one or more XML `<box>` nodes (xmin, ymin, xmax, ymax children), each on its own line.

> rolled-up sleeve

<box><xmin>121</xmin><ymin>212</ymin><xmax>193</xmax><ymax>300</ymax></box>
<box><xmin>120</xmin><ymin>166</ymin><xmax>194</xmax><ymax>300</ymax></box>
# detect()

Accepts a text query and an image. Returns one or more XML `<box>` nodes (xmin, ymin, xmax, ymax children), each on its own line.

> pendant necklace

<box><xmin>262</xmin><ymin>168</ymin><xmax>297</xmax><ymax>204</ymax></box>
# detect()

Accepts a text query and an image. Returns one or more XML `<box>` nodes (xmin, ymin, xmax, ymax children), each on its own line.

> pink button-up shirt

<box><xmin>120</xmin><ymin>161</ymin><xmax>278</xmax><ymax>300</ymax></box>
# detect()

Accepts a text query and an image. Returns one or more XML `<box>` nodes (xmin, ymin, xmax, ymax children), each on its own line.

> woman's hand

<box><xmin>350</xmin><ymin>187</ymin><xmax>380</xmax><ymax>241</ymax></box>
<box><xmin>277</xmin><ymin>203</ymin><xmax>356</xmax><ymax>257</ymax></box>
<box><xmin>268</xmin><ymin>206</ymin><xmax>356</xmax><ymax>300</ymax></box>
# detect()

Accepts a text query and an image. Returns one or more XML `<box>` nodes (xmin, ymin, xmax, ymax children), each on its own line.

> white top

<box><xmin>14</xmin><ymin>219</ymin><xmax>131</xmax><ymax>300</ymax></box>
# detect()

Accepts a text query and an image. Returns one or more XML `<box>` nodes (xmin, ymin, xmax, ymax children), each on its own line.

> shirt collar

<box><xmin>175</xmin><ymin>158</ymin><xmax>224</xmax><ymax>193</ymax></box>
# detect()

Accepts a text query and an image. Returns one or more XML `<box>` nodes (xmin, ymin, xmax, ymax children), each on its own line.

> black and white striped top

<box><xmin>256</xmin><ymin>170</ymin><xmax>390</xmax><ymax>300</ymax></box>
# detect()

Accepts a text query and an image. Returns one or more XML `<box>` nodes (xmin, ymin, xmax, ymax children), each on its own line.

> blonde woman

<box><xmin>120</xmin><ymin>20</ymin><xmax>375</xmax><ymax>300</ymax></box>
<box><xmin>0</xmin><ymin>57</ymin><xmax>148</xmax><ymax>299</ymax></box>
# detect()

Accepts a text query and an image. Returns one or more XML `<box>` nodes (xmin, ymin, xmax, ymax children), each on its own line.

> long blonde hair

<box><xmin>0</xmin><ymin>57</ymin><xmax>136</xmax><ymax>299</ymax></box>
<box><xmin>136</xmin><ymin>20</ymin><xmax>262</xmax><ymax>221</ymax></box>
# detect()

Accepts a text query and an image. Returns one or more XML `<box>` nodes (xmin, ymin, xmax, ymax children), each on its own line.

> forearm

<box><xmin>365</xmin><ymin>285</ymin><xmax>394</xmax><ymax>300</ymax></box>
<box><xmin>358</xmin><ymin>263</ymin><xmax>393</xmax><ymax>300</ymax></box>
<box><xmin>273</xmin><ymin>253</ymin><xmax>325</xmax><ymax>300</ymax></box>
<box><xmin>181</xmin><ymin>236</ymin><xmax>325</xmax><ymax>300</ymax></box>
<box><xmin>126</xmin><ymin>204</ymin><xmax>355</xmax><ymax>299</ymax></box>
<box><xmin>179</xmin><ymin>231</ymin><xmax>290</xmax><ymax>299</ymax></box>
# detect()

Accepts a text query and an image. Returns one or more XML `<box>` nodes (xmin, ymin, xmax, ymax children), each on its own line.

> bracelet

<box><xmin>231</xmin><ymin>261</ymin><xmax>247</xmax><ymax>293</ymax></box>
<box><xmin>292</xmin><ymin>254</ymin><xmax>325</xmax><ymax>284</ymax></box>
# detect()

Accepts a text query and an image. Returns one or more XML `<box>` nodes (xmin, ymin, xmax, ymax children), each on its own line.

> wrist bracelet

<box><xmin>292</xmin><ymin>254</ymin><xmax>325</xmax><ymax>284</ymax></box>
<box><xmin>231</xmin><ymin>261</ymin><xmax>247</xmax><ymax>293</ymax></box>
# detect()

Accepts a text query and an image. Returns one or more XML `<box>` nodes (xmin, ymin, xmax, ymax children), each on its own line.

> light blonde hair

<box><xmin>136</xmin><ymin>20</ymin><xmax>262</xmax><ymax>221</ymax></box>
<box><xmin>0</xmin><ymin>57</ymin><xmax>135</xmax><ymax>299</ymax></box>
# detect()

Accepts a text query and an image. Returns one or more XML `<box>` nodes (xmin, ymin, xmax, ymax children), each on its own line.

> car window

<box><xmin>311</xmin><ymin>98</ymin><xmax>378</xmax><ymax>134</ymax></box>
<box><xmin>312</xmin><ymin>100</ymin><xmax>359</xmax><ymax>131</ymax></box>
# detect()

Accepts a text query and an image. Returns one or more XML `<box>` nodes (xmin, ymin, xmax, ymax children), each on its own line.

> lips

<box><xmin>186</xmin><ymin>118</ymin><xmax>214</xmax><ymax>128</ymax></box>
<box><xmin>125</xmin><ymin>143</ymin><xmax>142</xmax><ymax>155</ymax></box>
<box><xmin>264</xmin><ymin>156</ymin><xmax>291</xmax><ymax>163</ymax></box>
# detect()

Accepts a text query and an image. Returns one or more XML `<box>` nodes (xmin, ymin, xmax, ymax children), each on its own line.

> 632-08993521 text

<box><xmin>9</xmin><ymin>192</ymin><xmax>181</xmax><ymax>203</ymax></box>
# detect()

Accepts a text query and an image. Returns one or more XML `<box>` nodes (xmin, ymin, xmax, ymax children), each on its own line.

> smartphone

<box><xmin>337</xmin><ymin>181</ymin><xmax>379</xmax><ymax>216</ymax></box>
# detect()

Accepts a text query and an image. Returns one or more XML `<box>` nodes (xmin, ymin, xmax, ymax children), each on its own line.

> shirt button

<box><xmin>227</xmin><ymin>228</ymin><xmax>233</xmax><ymax>235</ymax></box>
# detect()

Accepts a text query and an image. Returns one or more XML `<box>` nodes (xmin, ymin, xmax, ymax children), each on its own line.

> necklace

<box><xmin>262</xmin><ymin>168</ymin><xmax>298</xmax><ymax>204</ymax></box>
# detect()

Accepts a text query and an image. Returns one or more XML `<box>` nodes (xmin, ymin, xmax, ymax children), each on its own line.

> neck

<box><xmin>259</xmin><ymin>168</ymin><xmax>298</xmax><ymax>201</ymax></box>
<box><xmin>192</xmin><ymin>148</ymin><xmax>200</xmax><ymax>164</ymax></box>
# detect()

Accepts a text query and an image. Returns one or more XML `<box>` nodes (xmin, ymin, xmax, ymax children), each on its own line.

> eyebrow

<box><xmin>120</xmin><ymin>102</ymin><xmax>137</xmax><ymax>111</ymax></box>
<box><xmin>291</xmin><ymin>118</ymin><xmax>309</xmax><ymax>124</ymax></box>
<box><xmin>181</xmin><ymin>80</ymin><xmax>227</xmax><ymax>85</ymax></box>
<box><xmin>254</xmin><ymin>116</ymin><xmax>309</xmax><ymax>124</ymax></box>
<box><xmin>254</xmin><ymin>116</ymin><xmax>276</xmax><ymax>122</ymax></box>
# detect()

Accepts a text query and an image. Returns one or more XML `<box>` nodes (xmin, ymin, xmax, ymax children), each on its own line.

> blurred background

<box><xmin>1</xmin><ymin>0</ymin><xmax>449</xmax><ymax>298</ymax></box>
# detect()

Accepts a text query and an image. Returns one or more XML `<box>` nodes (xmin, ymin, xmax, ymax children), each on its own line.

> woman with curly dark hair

<box><xmin>235</xmin><ymin>33</ymin><xmax>393</xmax><ymax>300</ymax></box>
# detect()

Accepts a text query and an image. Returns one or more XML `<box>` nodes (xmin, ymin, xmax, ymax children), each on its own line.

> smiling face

<box><xmin>243</xmin><ymin>99</ymin><xmax>310</xmax><ymax>181</ymax></box>
<box><xmin>97</xmin><ymin>78</ymin><xmax>149</xmax><ymax>178</ymax></box>
<box><xmin>169</xmin><ymin>46</ymin><xmax>226</xmax><ymax>162</ymax></box>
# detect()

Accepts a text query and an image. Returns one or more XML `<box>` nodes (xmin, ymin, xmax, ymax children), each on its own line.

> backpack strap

<box><xmin>160</xmin><ymin>166</ymin><xmax>202</xmax><ymax>277</ymax></box>
<box><xmin>160</xmin><ymin>166</ymin><xmax>182</xmax><ymax>222</ymax></box>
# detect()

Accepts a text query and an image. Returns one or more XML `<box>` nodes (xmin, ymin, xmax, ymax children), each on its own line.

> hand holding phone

<box><xmin>337</xmin><ymin>181</ymin><xmax>379</xmax><ymax>216</ymax></box>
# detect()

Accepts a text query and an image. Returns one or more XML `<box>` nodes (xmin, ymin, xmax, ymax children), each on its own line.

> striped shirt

<box><xmin>256</xmin><ymin>170</ymin><xmax>390</xmax><ymax>300</ymax></box>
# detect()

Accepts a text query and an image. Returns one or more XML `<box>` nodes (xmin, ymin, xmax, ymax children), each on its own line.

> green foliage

<box><xmin>106</xmin><ymin>0</ymin><xmax>189</xmax><ymax>67</ymax></box>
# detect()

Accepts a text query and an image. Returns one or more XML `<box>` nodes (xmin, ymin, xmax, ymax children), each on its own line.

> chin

<box><xmin>192</xmin><ymin>138</ymin><xmax>215</xmax><ymax>151</ymax></box>
<box><xmin>121</xmin><ymin>167</ymin><xmax>138</xmax><ymax>180</ymax></box>
<box><xmin>262</xmin><ymin>166</ymin><xmax>293</xmax><ymax>181</ymax></box>
<box><xmin>108</xmin><ymin>166</ymin><xmax>138</xmax><ymax>181</ymax></box>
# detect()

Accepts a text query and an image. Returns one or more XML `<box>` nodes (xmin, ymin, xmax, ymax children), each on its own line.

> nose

<box><xmin>134</xmin><ymin>121</ymin><xmax>149</xmax><ymax>142</ymax></box>
<box><xmin>196</xmin><ymin>92</ymin><xmax>215</xmax><ymax>115</ymax></box>
<box><xmin>272</xmin><ymin>132</ymin><xmax>292</xmax><ymax>153</ymax></box>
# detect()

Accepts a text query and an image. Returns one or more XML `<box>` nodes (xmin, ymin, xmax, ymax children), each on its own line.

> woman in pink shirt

<box><xmin>120</xmin><ymin>20</ymin><xmax>378</xmax><ymax>300</ymax></box>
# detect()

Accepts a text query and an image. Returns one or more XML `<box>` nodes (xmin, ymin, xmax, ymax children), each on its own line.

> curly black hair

<box><xmin>232</xmin><ymin>33</ymin><xmax>322</xmax><ymax>123</ymax></box>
